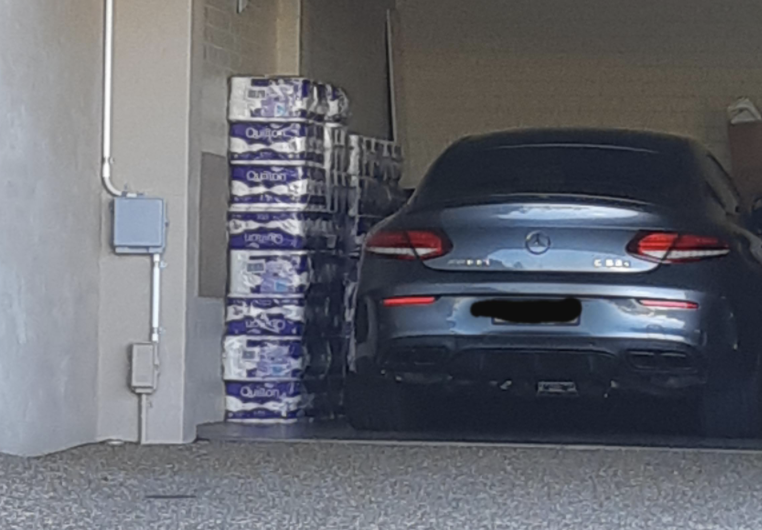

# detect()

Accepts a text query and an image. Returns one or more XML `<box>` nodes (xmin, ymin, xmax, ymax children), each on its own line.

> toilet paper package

<box><xmin>327</xmin><ymin>172</ymin><xmax>350</xmax><ymax>214</ymax></box>
<box><xmin>228</xmin><ymin>77</ymin><xmax>327</xmax><ymax>122</ymax></box>
<box><xmin>224</xmin><ymin>378</ymin><xmax>334</xmax><ymax>423</ymax></box>
<box><xmin>228</xmin><ymin>211</ymin><xmax>337</xmax><ymax>251</ymax></box>
<box><xmin>229</xmin><ymin>250</ymin><xmax>342</xmax><ymax>296</ymax></box>
<box><xmin>378</xmin><ymin>144</ymin><xmax>403</xmax><ymax>183</ymax></box>
<box><xmin>223</xmin><ymin>337</ymin><xmax>308</xmax><ymax>380</ymax></box>
<box><xmin>229</xmin><ymin>164</ymin><xmax>327</xmax><ymax>211</ymax></box>
<box><xmin>223</xmin><ymin>335</ymin><xmax>337</xmax><ymax>381</ymax></box>
<box><xmin>348</xmin><ymin>135</ymin><xmax>403</xmax><ymax>181</ymax></box>
<box><xmin>226</xmin><ymin>293</ymin><xmax>343</xmax><ymax>337</ymax></box>
<box><xmin>229</xmin><ymin>122</ymin><xmax>324</xmax><ymax>163</ymax></box>
<box><xmin>325</xmin><ymin>84</ymin><xmax>351</xmax><ymax>124</ymax></box>
<box><xmin>226</xmin><ymin>296</ymin><xmax>307</xmax><ymax>337</ymax></box>
<box><xmin>348</xmin><ymin>135</ymin><xmax>371</xmax><ymax>176</ymax></box>
<box><xmin>225</xmin><ymin>381</ymin><xmax>306</xmax><ymax>423</ymax></box>
<box><xmin>324</xmin><ymin>125</ymin><xmax>349</xmax><ymax>174</ymax></box>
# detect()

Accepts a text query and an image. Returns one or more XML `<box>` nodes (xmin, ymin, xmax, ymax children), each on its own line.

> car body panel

<box><xmin>352</xmin><ymin>128</ymin><xmax>762</xmax><ymax>401</ymax></box>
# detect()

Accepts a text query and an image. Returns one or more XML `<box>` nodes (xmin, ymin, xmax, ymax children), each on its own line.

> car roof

<box><xmin>456</xmin><ymin>128</ymin><xmax>702</xmax><ymax>156</ymax></box>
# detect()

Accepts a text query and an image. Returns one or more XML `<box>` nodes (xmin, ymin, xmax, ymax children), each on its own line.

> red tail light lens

<box><xmin>639</xmin><ymin>299</ymin><xmax>699</xmax><ymax>310</ymax></box>
<box><xmin>365</xmin><ymin>230</ymin><xmax>452</xmax><ymax>260</ymax></box>
<box><xmin>627</xmin><ymin>232</ymin><xmax>729</xmax><ymax>263</ymax></box>
<box><xmin>383</xmin><ymin>296</ymin><xmax>437</xmax><ymax>307</ymax></box>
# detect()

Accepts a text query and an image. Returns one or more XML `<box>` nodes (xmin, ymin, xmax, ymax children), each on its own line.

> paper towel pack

<box><xmin>229</xmin><ymin>122</ymin><xmax>325</xmax><ymax>163</ymax></box>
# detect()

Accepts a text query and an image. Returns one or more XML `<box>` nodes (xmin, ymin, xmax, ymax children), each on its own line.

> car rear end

<box><xmin>346</xmin><ymin>130</ymin><xmax>760</xmax><ymax>436</ymax></box>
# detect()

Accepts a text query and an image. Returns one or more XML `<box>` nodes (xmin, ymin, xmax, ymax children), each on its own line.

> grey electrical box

<box><xmin>113</xmin><ymin>197</ymin><xmax>166</xmax><ymax>254</ymax></box>
<box><xmin>130</xmin><ymin>343</ymin><xmax>158</xmax><ymax>394</ymax></box>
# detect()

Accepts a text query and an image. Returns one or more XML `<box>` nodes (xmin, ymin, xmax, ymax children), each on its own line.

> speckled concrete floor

<box><xmin>2</xmin><ymin>441</ymin><xmax>762</xmax><ymax>529</ymax></box>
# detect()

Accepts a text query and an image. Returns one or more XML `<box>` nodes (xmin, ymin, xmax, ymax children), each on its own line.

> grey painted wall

<box><xmin>301</xmin><ymin>0</ymin><xmax>396</xmax><ymax>139</ymax></box>
<box><xmin>0</xmin><ymin>0</ymin><xmax>102</xmax><ymax>456</ymax></box>
<box><xmin>97</xmin><ymin>0</ymin><xmax>200</xmax><ymax>444</ymax></box>
<box><xmin>396</xmin><ymin>0</ymin><xmax>762</xmax><ymax>187</ymax></box>
<box><xmin>0</xmin><ymin>0</ymin><xmax>402</xmax><ymax>456</ymax></box>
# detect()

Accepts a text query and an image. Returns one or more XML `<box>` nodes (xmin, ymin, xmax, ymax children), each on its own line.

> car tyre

<box><xmin>700</xmin><ymin>369</ymin><xmax>761</xmax><ymax>439</ymax></box>
<box><xmin>345</xmin><ymin>373</ymin><xmax>414</xmax><ymax>432</ymax></box>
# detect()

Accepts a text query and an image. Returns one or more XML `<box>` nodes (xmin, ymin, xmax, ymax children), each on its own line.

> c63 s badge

<box><xmin>594</xmin><ymin>258</ymin><xmax>631</xmax><ymax>270</ymax></box>
<box><xmin>448</xmin><ymin>258</ymin><xmax>492</xmax><ymax>267</ymax></box>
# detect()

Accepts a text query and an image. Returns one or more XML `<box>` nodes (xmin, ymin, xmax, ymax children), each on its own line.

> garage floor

<box><xmin>4</xmin><ymin>440</ymin><xmax>762</xmax><ymax>529</ymax></box>
<box><xmin>199</xmin><ymin>396</ymin><xmax>762</xmax><ymax>452</ymax></box>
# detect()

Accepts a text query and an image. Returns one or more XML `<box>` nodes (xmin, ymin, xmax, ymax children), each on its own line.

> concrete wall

<box><xmin>396</xmin><ymin>0</ymin><xmax>762</xmax><ymax>187</ymax></box>
<box><xmin>0</xmin><ymin>0</ymin><xmax>103</xmax><ymax>456</ymax></box>
<box><xmin>301</xmin><ymin>0</ymin><xmax>396</xmax><ymax>139</ymax></box>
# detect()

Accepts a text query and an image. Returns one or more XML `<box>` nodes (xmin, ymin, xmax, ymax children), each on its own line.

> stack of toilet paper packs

<box><xmin>224</xmin><ymin>76</ymin><xmax>405</xmax><ymax>424</ymax></box>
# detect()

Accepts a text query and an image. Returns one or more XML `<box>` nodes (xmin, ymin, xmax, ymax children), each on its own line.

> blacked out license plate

<box><xmin>472</xmin><ymin>298</ymin><xmax>582</xmax><ymax>325</ymax></box>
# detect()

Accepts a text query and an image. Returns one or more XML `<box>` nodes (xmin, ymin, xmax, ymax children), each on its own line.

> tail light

<box><xmin>639</xmin><ymin>299</ymin><xmax>699</xmax><ymax>310</ymax></box>
<box><xmin>383</xmin><ymin>296</ymin><xmax>437</xmax><ymax>307</ymax></box>
<box><xmin>627</xmin><ymin>232</ymin><xmax>729</xmax><ymax>263</ymax></box>
<box><xmin>365</xmin><ymin>230</ymin><xmax>452</xmax><ymax>260</ymax></box>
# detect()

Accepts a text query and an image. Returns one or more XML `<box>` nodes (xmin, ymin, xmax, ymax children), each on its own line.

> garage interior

<box><xmin>4</xmin><ymin>0</ymin><xmax>762</xmax><ymax>457</ymax></box>
<box><xmin>199</xmin><ymin>0</ymin><xmax>762</xmax><ymax>445</ymax></box>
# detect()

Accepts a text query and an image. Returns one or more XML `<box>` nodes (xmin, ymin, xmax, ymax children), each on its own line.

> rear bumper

<box><xmin>353</xmin><ymin>283</ymin><xmax>740</xmax><ymax>398</ymax></box>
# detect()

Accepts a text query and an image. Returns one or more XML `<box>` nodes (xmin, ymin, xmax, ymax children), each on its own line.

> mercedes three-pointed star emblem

<box><xmin>525</xmin><ymin>231</ymin><xmax>551</xmax><ymax>255</ymax></box>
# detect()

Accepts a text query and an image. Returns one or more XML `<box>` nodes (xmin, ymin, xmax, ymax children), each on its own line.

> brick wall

<box><xmin>201</xmin><ymin>0</ymin><xmax>279</xmax><ymax>155</ymax></box>
<box><xmin>396</xmin><ymin>0</ymin><xmax>762</xmax><ymax>190</ymax></box>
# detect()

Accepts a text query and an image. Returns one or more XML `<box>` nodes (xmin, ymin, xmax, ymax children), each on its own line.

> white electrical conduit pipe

<box><xmin>151</xmin><ymin>254</ymin><xmax>162</xmax><ymax>345</ymax></box>
<box><xmin>102</xmin><ymin>0</ymin><xmax>161</xmax><ymax>444</ymax></box>
<box><xmin>101</xmin><ymin>0</ymin><xmax>136</xmax><ymax>197</ymax></box>
<box><xmin>139</xmin><ymin>254</ymin><xmax>163</xmax><ymax>445</ymax></box>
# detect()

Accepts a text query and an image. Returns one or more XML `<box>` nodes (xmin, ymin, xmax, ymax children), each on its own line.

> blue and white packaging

<box><xmin>230</xmin><ymin>164</ymin><xmax>327</xmax><ymax>211</ymax></box>
<box><xmin>226</xmin><ymin>296</ymin><xmax>307</xmax><ymax>337</ymax></box>
<box><xmin>228</xmin><ymin>211</ymin><xmax>337</xmax><ymax>251</ymax></box>
<box><xmin>225</xmin><ymin>381</ymin><xmax>306</xmax><ymax>423</ymax></box>
<box><xmin>228</xmin><ymin>77</ymin><xmax>327</xmax><ymax>122</ymax></box>
<box><xmin>226</xmin><ymin>294</ymin><xmax>342</xmax><ymax>337</ymax></box>
<box><xmin>223</xmin><ymin>337</ymin><xmax>308</xmax><ymax>381</ymax></box>
<box><xmin>229</xmin><ymin>122</ymin><xmax>325</xmax><ymax>163</ymax></box>
<box><xmin>229</xmin><ymin>251</ymin><xmax>312</xmax><ymax>296</ymax></box>
<box><xmin>229</xmin><ymin>250</ymin><xmax>341</xmax><ymax>295</ymax></box>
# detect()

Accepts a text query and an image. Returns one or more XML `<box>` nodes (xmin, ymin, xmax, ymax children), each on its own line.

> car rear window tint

<box><xmin>414</xmin><ymin>145</ymin><xmax>697</xmax><ymax>206</ymax></box>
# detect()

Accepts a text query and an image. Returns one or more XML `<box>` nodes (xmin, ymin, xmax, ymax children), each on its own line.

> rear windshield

<box><xmin>413</xmin><ymin>145</ymin><xmax>696</xmax><ymax>206</ymax></box>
